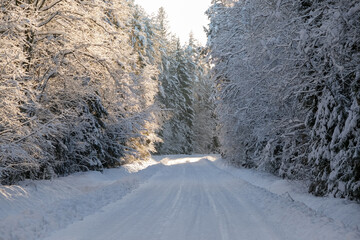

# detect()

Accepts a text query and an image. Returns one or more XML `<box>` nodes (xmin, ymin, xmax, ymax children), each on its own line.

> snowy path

<box><xmin>42</xmin><ymin>156</ymin><xmax>359</xmax><ymax>240</ymax></box>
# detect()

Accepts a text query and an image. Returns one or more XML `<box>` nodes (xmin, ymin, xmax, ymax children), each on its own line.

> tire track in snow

<box><xmin>40</xmin><ymin>156</ymin><xmax>360</xmax><ymax>240</ymax></box>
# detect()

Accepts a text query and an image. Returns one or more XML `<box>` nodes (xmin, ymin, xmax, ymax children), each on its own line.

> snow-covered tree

<box><xmin>157</xmin><ymin>38</ymin><xmax>193</xmax><ymax>154</ymax></box>
<box><xmin>207</xmin><ymin>0</ymin><xmax>360</xmax><ymax>200</ymax></box>
<box><xmin>0</xmin><ymin>0</ymin><xmax>71</xmax><ymax>183</ymax></box>
<box><xmin>153</xmin><ymin>9</ymin><xmax>197</xmax><ymax>155</ymax></box>
<box><xmin>0</xmin><ymin>0</ymin><xmax>162</xmax><ymax>183</ymax></box>
<box><xmin>207</xmin><ymin>0</ymin><xmax>299</xmax><ymax>166</ymax></box>
<box><xmin>189</xmin><ymin>35</ymin><xmax>218</xmax><ymax>154</ymax></box>
<box><xmin>294</xmin><ymin>0</ymin><xmax>360</xmax><ymax>199</ymax></box>
<box><xmin>124</xmin><ymin>5</ymin><xmax>161</xmax><ymax>162</ymax></box>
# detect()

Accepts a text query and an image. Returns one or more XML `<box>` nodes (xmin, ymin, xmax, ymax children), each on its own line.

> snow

<box><xmin>1</xmin><ymin>155</ymin><xmax>359</xmax><ymax>240</ymax></box>
<box><xmin>0</xmin><ymin>159</ymin><xmax>161</xmax><ymax>240</ymax></box>
<box><xmin>212</xmin><ymin>157</ymin><xmax>360</xmax><ymax>232</ymax></box>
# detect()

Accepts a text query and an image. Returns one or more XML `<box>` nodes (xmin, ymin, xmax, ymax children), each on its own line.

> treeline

<box><xmin>207</xmin><ymin>0</ymin><xmax>359</xmax><ymax>200</ymax></box>
<box><xmin>0</xmin><ymin>0</ymin><xmax>216</xmax><ymax>184</ymax></box>
<box><xmin>155</xmin><ymin>7</ymin><xmax>218</xmax><ymax>154</ymax></box>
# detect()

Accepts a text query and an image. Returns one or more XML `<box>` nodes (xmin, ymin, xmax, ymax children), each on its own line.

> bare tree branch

<box><xmin>40</xmin><ymin>0</ymin><xmax>64</xmax><ymax>12</ymax></box>
<box><xmin>37</xmin><ymin>11</ymin><xmax>59</xmax><ymax>27</ymax></box>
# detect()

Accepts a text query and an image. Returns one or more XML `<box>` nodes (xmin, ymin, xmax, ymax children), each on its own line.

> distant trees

<box><xmin>190</xmin><ymin>36</ymin><xmax>218</xmax><ymax>154</ymax></box>
<box><xmin>156</xmin><ymin>36</ymin><xmax>194</xmax><ymax>154</ymax></box>
<box><xmin>154</xmin><ymin>10</ymin><xmax>216</xmax><ymax>155</ymax></box>
<box><xmin>207</xmin><ymin>0</ymin><xmax>360</xmax><ymax>200</ymax></box>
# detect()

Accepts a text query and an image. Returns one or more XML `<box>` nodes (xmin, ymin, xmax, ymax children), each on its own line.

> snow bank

<box><xmin>0</xmin><ymin>159</ymin><xmax>162</xmax><ymax>240</ymax></box>
<box><xmin>212</xmin><ymin>156</ymin><xmax>360</xmax><ymax>231</ymax></box>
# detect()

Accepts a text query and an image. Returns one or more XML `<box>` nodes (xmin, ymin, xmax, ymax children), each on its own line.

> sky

<box><xmin>134</xmin><ymin>0</ymin><xmax>212</xmax><ymax>46</ymax></box>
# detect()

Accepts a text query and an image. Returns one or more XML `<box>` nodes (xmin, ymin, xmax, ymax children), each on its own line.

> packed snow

<box><xmin>1</xmin><ymin>155</ymin><xmax>359</xmax><ymax>240</ymax></box>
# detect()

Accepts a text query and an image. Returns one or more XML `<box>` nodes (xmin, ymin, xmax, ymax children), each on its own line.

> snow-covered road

<box><xmin>42</xmin><ymin>156</ymin><xmax>359</xmax><ymax>240</ymax></box>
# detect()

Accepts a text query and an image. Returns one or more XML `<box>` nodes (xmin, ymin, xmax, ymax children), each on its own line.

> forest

<box><xmin>207</xmin><ymin>0</ymin><xmax>359</xmax><ymax>200</ymax></box>
<box><xmin>0</xmin><ymin>0</ymin><xmax>359</xmax><ymax>201</ymax></box>
<box><xmin>0</xmin><ymin>0</ymin><xmax>217</xmax><ymax>185</ymax></box>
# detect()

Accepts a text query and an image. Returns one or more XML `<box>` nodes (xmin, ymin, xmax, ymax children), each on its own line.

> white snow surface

<box><xmin>1</xmin><ymin>155</ymin><xmax>359</xmax><ymax>240</ymax></box>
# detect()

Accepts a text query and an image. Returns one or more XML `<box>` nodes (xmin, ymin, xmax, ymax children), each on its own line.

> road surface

<box><xmin>43</xmin><ymin>156</ymin><xmax>358</xmax><ymax>240</ymax></box>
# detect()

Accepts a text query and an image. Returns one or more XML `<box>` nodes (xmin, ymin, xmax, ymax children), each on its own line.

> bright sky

<box><xmin>134</xmin><ymin>0</ymin><xmax>212</xmax><ymax>46</ymax></box>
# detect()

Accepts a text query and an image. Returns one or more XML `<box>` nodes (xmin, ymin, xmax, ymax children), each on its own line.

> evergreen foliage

<box><xmin>154</xmin><ymin>11</ymin><xmax>216</xmax><ymax>155</ymax></box>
